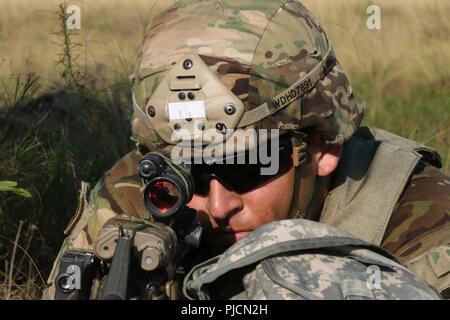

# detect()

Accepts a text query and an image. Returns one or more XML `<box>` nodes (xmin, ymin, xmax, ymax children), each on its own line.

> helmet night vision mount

<box><xmin>134</xmin><ymin>54</ymin><xmax>246</xmax><ymax>145</ymax></box>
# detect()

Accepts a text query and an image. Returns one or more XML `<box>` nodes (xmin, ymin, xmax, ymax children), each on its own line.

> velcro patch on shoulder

<box><xmin>428</xmin><ymin>245</ymin><xmax>450</xmax><ymax>277</ymax></box>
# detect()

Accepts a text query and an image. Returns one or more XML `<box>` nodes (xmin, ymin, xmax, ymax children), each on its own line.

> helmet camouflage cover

<box><xmin>130</xmin><ymin>0</ymin><xmax>365</xmax><ymax>155</ymax></box>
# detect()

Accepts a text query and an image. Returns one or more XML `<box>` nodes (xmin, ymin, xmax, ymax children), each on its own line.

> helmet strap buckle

<box><xmin>291</xmin><ymin>133</ymin><xmax>308</xmax><ymax>168</ymax></box>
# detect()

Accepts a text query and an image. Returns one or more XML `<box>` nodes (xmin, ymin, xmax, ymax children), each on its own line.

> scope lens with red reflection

<box><xmin>144</xmin><ymin>178</ymin><xmax>183</xmax><ymax>217</ymax></box>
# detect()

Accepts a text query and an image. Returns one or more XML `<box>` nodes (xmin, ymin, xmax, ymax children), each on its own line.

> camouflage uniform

<box><xmin>381</xmin><ymin>162</ymin><xmax>450</xmax><ymax>297</ymax></box>
<box><xmin>43</xmin><ymin>129</ymin><xmax>450</xmax><ymax>299</ymax></box>
<box><xmin>44</xmin><ymin>0</ymin><xmax>450</xmax><ymax>299</ymax></box>
<box><xmin>183</xmin><ymin>219</ymin><xmax>441</xmax><ymax>300</ymax></box>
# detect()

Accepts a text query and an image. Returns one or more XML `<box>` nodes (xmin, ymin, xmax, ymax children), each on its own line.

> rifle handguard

<box><xmin>95</xmin><ymin>216</ymin><xmax>177</xmax><ymax>272</ymax></box>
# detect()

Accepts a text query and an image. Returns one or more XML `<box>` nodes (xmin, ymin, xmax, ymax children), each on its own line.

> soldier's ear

<box><xmin>309</xmin><ymin>134</ymin><xmax>341</xmax><ymax>177</ymax></box>
<box><xmin>315</xmin><ymin>144</ymin><xmax>340</xmax><ymax>176</ymax></box>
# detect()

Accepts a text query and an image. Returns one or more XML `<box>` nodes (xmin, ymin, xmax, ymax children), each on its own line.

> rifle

<box><xmin>53</xmin><ymin>152</ymin><xmax>203</xmax><ymax>300</ymax></box>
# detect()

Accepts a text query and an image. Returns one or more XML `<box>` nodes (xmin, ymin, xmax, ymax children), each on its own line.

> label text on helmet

<box><xmin>271</xmin><ymin>78</ymin><xmax>313</xmax><ymax>110</ymax></box>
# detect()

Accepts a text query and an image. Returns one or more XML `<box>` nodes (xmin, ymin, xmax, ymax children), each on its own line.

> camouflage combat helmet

<box><xmin>130</xmin><ymin>0</ymin><xmax>365</xmax><ymax>151</ymax></box>
<box><xmin>129</xmin><ymin>0</ymin><xmax>366</xmax><ymax>216</ymax></box>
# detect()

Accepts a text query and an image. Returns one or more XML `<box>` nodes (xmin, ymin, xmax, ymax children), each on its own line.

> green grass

<box><xmin>356</xmin><ymin>81</ymin><xmax>449</xmax><ymax>173</ymax></box>
<box><xmin>0</xmin><ymin>4</ymin><xmax>135</xmax><ymax>298</ymax></box>
<box><xmin>0</xmin><ymin>86</ymin><xmax>134</xmax><ymax>298</ymax></box>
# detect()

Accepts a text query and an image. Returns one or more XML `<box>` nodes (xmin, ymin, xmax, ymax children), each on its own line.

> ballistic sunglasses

<box><xmin>191</xmin><ymin>137</ymin><xmax>293</xmax><ymax>195</ymax></box>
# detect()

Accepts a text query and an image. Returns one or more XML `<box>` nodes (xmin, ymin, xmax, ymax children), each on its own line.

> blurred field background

<box><xmin>0</xmin><ymin>0</ymin><xmax>449</xmax><ymax>299</ymax></box>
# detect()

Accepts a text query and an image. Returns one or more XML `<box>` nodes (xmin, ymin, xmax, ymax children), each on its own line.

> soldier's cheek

<box><xmin>187</xmin><ymin>193</ymin><xmax>207</xmax><ymax>213</ymax></box>
<box><xmin>240</xmin><ymin>170</ymin><xmax>295</xmax><ymax>225</ymax></box>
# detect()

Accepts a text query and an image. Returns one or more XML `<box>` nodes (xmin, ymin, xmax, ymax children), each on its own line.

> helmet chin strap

<box><xmin>287</xmin><ymin>135</ymin><xmax>318</xmax><ymax>219</ymax></box>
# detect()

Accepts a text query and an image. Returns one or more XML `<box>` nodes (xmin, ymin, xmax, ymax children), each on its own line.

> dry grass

<box><xmin>1</xmin><ymin>2</ymin><xmax>448</xmax><ymax>92</ymax></box>
<box><xmin>303</xmin><ymin>0</ymin><xmax>450</xmax><ymax>171</ymax></box>
<box><xmin>3</xmin><ymin>0</ymin><xmax>447</xmax><ymax>89</ymax></box>
<box><xmin>0</xmin><ymin>0</ymin><xmax>176</xmax><ymax>84</ymax></box>
<box><xmin>1</xmin><ymin>0</ymin><xmax>446</xmax><ymax>165</ymax></box>
<box><xmin>0</xmin><ymin>222</ymin><xmax>46</xmax><ymax>300</ymax></box>
<box><xmin>303</xmin><ymin>0</ymin><xmax>450</xmax><ymax>87</ymax></box>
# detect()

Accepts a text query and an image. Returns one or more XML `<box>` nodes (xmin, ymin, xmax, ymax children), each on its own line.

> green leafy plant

<box><xmin>0</xmin><ymin>181</ymin><xmax>31</xmax><ymax>198</ymax></box>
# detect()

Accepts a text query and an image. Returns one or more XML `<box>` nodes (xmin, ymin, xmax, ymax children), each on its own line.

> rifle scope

<box><xmin>138</xmin><ymin>152</ymin><xmax>193</xmax><ymax>219</ymax></box>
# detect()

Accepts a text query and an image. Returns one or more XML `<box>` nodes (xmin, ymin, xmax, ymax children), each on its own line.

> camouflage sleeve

<box><xmin>381</xmin><ymin>161</ymin><xmax>450</xmax><ymax>298</ymax></box>
<box><xmin>42</xmin><ymin>150</ymin><xmax>146</xmax><ymax>299</ymax></box>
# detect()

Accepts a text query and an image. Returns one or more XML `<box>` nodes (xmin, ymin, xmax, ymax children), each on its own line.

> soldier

<box><xmin>44</xmin><ymin>0</ymin><xmax>449</xmax><ymax>299</ymax></box>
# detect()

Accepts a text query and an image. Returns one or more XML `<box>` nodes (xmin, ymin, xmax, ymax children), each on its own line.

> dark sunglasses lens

<box><xmin>192</xmin><ymin>149</ymin><xmax>292</xmax><ymax>194</ymax></box>
<box><xmin>193</xmin><ymin>174</ymin><xmax>210</xmax><ymax>195</ymax></box>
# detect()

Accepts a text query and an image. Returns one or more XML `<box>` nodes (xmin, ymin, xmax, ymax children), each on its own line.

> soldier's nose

<box><xmin>206</xmin><ymin>179</ymin><xmax>243</xmax><ymax>225</ymax></box>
